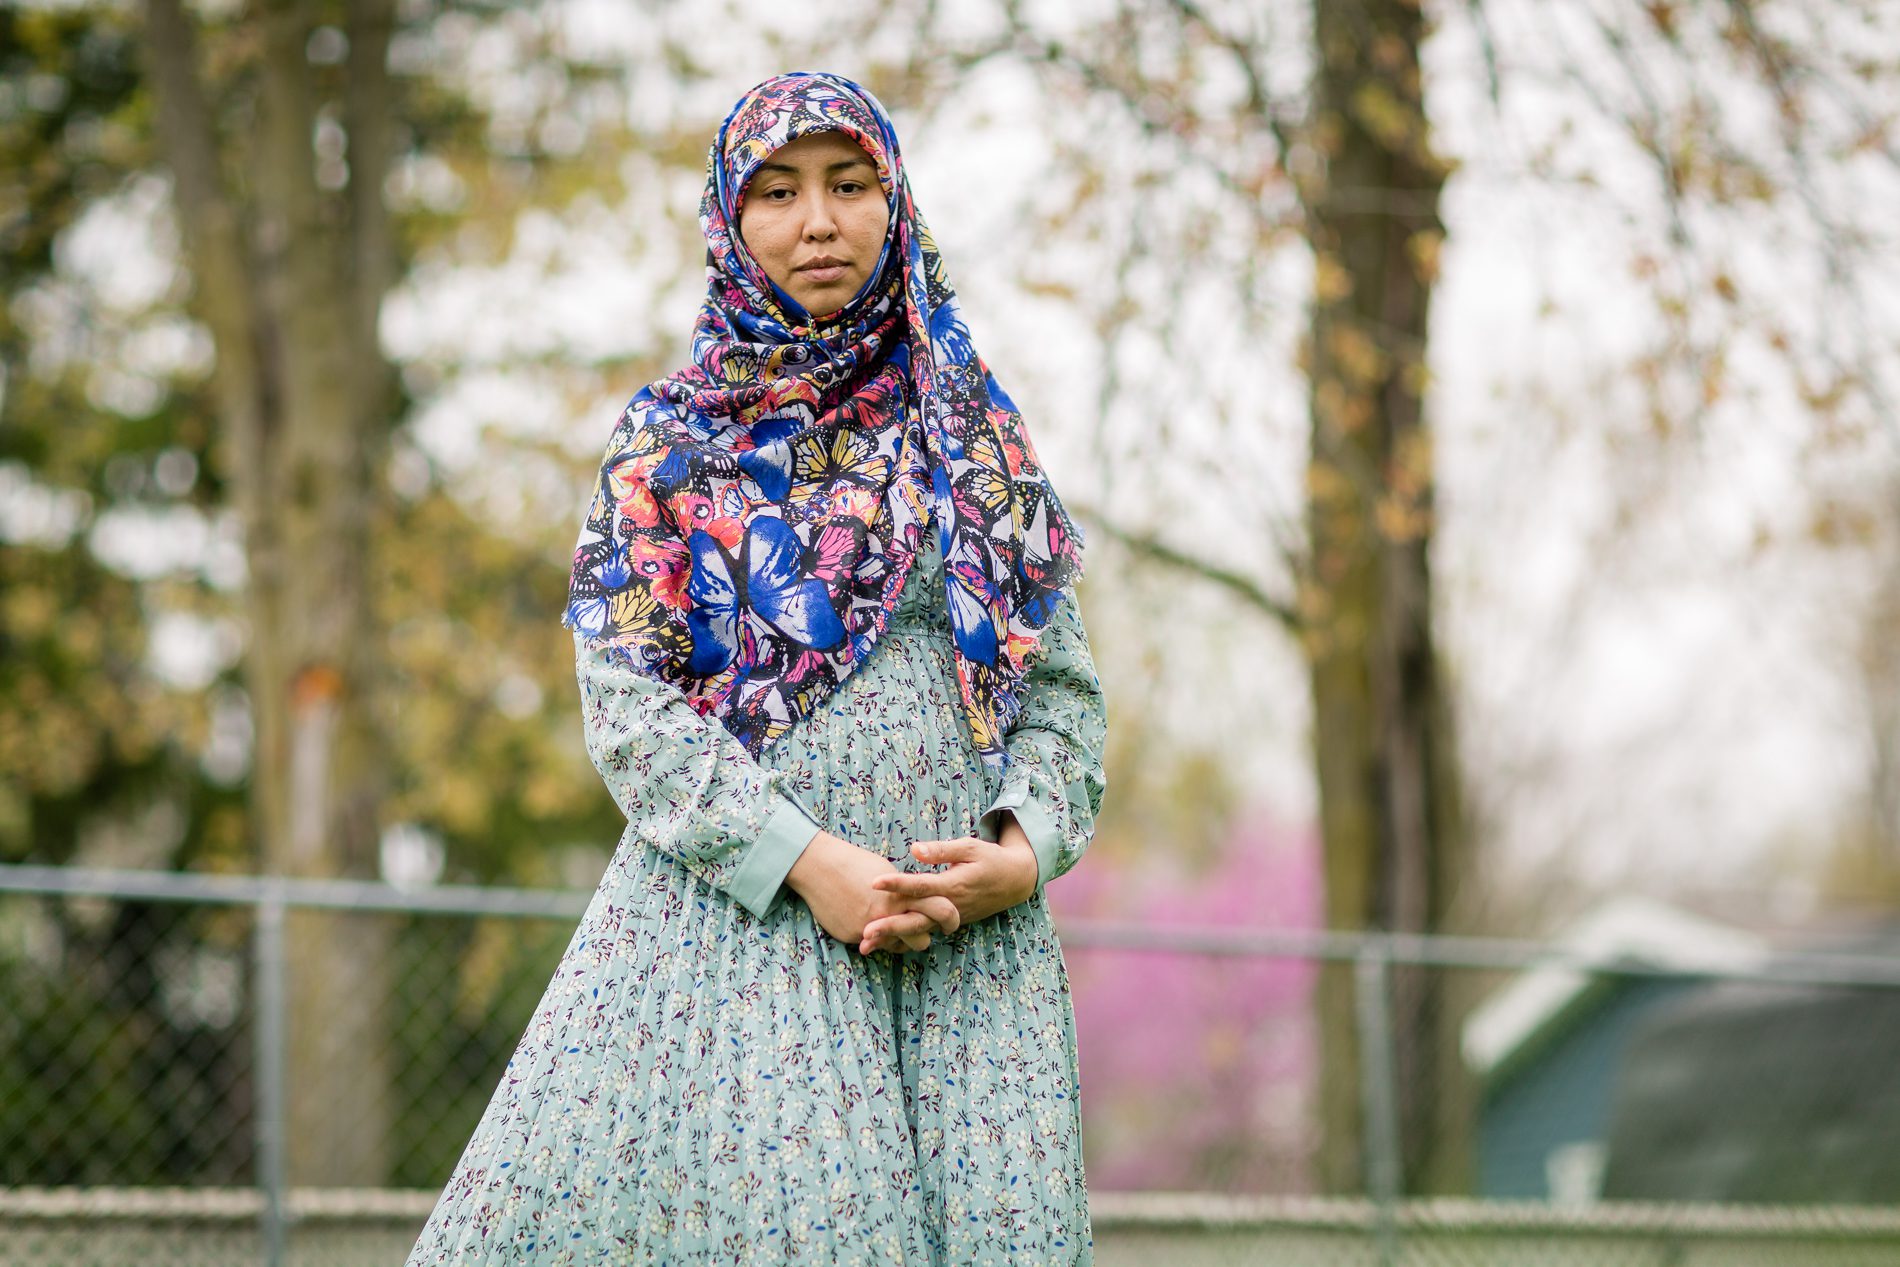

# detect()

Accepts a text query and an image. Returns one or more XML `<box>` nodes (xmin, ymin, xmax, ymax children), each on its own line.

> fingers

<box><xmin>915</xmin><ymin>893</ymin><xmax>960</xmax><ymax>935</ymax></box>
<box><xmin>860</xmin><ymin>910</ymin><xmax>938</xmax><ymax>956</ymax></box>
<box><xmin>859</xmin><ymin>890</ymin><xmax>962</xmax><ymax>953</ymax></box>
<box><xmin>871</xmin><ymin>910</ymin><xmax>939</xmax><ymax>941</ymax></box>
<box><xmin>859</xmin><ymin>896</ymin><xmax>961</xmax><ymax>955</ymax></box>
<box><xmin>871</xmin><ymin>872</ymin><xmax>950</xmax><ymax>901</ymax></box>
<box><xmin>854</xmin><ymin>840</ymin><xmax>983</xmax><ymax>953</ymax></box>
<box><xmin>866</xmin><ymin>879</ymin><xmax>965</xmax><ymax>936</ymax></box>
<box><xmin>860</xmin><ymin>929</ymin><xmax>930</xmax><ymax>955</ymax></box>
<box><xmin>910</xmin><ymin>837</ymin><xmax>982</xmax><ymax>865</ymax></box>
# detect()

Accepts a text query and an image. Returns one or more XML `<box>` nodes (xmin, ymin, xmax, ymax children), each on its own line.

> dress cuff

<box><xmin>726</xmin><ymin>794</ymin><xmax>820</xmax><ymax>921</ymax></box>
<box><xmin>979</xmin><ymin>781</ymin><xmax>1062</xmax><ymax>893</ymax></box>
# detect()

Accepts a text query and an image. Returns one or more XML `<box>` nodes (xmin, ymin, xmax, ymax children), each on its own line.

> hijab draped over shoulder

<box><xmin>562</xmin><ymin>71</ymin><xmax>1084</xmax><ymax>767</ymax></box>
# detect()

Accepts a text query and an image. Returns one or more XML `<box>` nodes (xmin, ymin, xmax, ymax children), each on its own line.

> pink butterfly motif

<box><xmin>784</xmin><ymin>648</ymin><xmax>830</xmax><ymax>686</ymax></box>
<box><xmin>807</xmin><ymin>518</ymin><xmax>866</xmax><ymax>584</ymax></box>
<box><xmin>1018</xmin><ymin>493</ymin><xmax>1067</xmax><ymax>591</ymax></box>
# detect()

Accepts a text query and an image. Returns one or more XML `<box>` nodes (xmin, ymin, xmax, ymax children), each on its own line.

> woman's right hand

<box><xmin>786</xmin><ymin>829</ymin><xmax>960</xmax><ymax>954</ymax></box>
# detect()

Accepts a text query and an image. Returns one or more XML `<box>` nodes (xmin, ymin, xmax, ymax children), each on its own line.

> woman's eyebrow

<box><xmin>756</xmin><ymin>157</ymin><xmax>877</xmax><ymax>176</ymax></box>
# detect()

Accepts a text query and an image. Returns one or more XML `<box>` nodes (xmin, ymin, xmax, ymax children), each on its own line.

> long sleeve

<box><xmin>574</xmin><ymin>631</ymin><xmax>820</xmax><ymax>920</ymax></box>
<box><xmin>977</xmin><ymin>590</ymin><xmax>1108</xmax><ymax>894</ymax></box>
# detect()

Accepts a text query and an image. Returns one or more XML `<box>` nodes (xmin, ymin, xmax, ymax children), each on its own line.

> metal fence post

<box><xmin>254</xmin><ymin>883</ymin><xmax>289</xmax><ymax>1267</ymax></box>
<box><xmin>1355</xmin><ymin>943</ymin><xmax>1402</xmax><ymax>1267</ymax></box>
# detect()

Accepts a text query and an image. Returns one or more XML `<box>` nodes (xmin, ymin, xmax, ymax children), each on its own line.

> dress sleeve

<box><xmin>977</xmin><ymin>589</ymin><xmax>1109</xmax><ymax>894</ymax></box>
<box><xmin>574</xmin><ymin>631</ymin><xmax>820</xmax><ymax>920</ymax></box>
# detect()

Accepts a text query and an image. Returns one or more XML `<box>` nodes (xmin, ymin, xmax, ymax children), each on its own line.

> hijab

<box><xmin>561</xmin><ymin>71</ymin><xmax>1084</xmax><ymax>767</ymax></box>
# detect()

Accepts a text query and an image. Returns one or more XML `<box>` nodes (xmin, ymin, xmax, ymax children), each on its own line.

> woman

<box><xmin>407</xmin><ymin>70</ymin><xmax>1106</xmax><ymax>1266</ymax></box>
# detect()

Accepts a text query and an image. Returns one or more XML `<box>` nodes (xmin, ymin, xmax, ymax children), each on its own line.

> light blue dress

<box><xmin>405</xmin><ymin>530</ymin><xmax>1108</xmax><ymax>1265</ymax></box>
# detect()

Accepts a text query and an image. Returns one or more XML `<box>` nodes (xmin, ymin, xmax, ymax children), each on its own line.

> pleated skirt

<box><xmin>405</xmin><ymin>611</ymin><xmax>1092</xmax><ymax>1265</ymax></box>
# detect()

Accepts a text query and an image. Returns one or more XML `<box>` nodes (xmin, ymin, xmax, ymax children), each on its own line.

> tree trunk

<box><xmin>142</xmin><ymin>0</ymin><xmax>398</xmax><ymax>1185</ymax></box>
<box><xmin>1302</xmin><ymin>0</ymin><xmax>1472</xmax><ymax>1196</ymax></box>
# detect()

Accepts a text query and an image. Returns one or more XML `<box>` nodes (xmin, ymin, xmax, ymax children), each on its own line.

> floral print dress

<box><xmin>405</xmin><ymin>528</ymin><xmax>1107</xmax><ymax>1266</ymax></box>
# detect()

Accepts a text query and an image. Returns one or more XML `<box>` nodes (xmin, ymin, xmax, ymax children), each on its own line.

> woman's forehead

<box><xmin>749</xmin><ymin>131</ymin><xmax>877</xmax><ymax>176</ymax></box>
<box><xmin>719</xmin><ymin>74</ymin><xmax>896</xmax><ymax>201</ymax></box>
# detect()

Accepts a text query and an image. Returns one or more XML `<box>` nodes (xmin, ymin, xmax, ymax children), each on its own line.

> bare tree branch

<box><xmin>1723</xmin><ymin>0</ymin><xmax>1900</xmax><ymax>444</ymax></box>
<box><xmin>1071</xmin><ymin>504</ymin><xmax>1302</xmax><ymax>632</ymax></box>
<box><xmin>1463</xmin><ymin>0</ymin><xmax>1505</xmax><ymax>113</ymax></box>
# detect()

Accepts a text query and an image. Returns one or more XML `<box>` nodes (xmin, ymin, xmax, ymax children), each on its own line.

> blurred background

<box><xmin>4</xmin><ymin>0</ymin><xmax>1900</xmax><ymax>1263</ymax></box>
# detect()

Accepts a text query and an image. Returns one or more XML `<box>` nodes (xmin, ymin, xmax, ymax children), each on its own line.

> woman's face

<box><xmin>737</xmin><ymin>131</ymin><xmax>889</xmax><ymax>321</ymax></box>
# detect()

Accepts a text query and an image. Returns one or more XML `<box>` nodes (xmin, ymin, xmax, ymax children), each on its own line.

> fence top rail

<box><xmin>0</xmin><ymin>862</ymin><xmax>588</xmax><ymax>920</ymax></box>
<box><xmin>0</xmin><ymin>1186</ymin><xmax>438</xmax><ymax>1221</ymax></box>
<box><xmin>2</xmin><ymin>862</ymin><xmax>1897</xmax><ymax>989</ymax></box>
<box><xmin>1055</xmin><ymin>920</ymin><xmax>1900</xmax><ymax>989</ymax></box>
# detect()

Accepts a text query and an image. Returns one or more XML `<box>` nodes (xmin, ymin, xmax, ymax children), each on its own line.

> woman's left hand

<box><xmin>860</xmin><ymin>818</ymin><xmax>1039</xmax><ymax>947</ymax></box>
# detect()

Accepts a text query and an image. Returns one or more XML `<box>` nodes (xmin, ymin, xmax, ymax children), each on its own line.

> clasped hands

<box><xmin>785</xmin><ymin>818</ymin><xmax>1039</xmax><ymax>956</ymax></box>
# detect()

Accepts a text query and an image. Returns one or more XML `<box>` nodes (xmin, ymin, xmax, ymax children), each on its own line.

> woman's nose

<box><xmin>802</xmin><ymin>195</ymin><xmax>840</xmax><ymax>240</ymax></box>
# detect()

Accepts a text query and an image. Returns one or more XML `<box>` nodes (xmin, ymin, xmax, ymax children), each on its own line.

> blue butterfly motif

<box><xmin>685</xmin><ymin>517</ymin><xmax>847</xmax><ymax>676</ymax></box>
<box><xmin>932</xmin><ymin>465</ymin><xmax>957</xmax><ymax>558</ymax></box>
<box><xmin>946</xmin><ymin>560</ymin><xmax>1003</xmax><ymax>666</ymax></box>
<box><xmin>591</xmin><ymin>542</ymin><xmax>631</xmax><ymax>589</ymax></box>
<box><xmin>737</xmin><ymin>416</ymin><xmax>800</xmax><ymax>500</ymax></box>
<box><xmin>650</xmin><ymin>446</ymin><xmax>693</xmax><ymax>494</ymax></box>
<box><xmin>983</xmin><ymin>368</ymin><xmax>1018</xmax><ymax>414</ymax></box>
<box><xmin>929</xmin><ymin>301</ymin><xmax>976</xmax><ymax>363</ymax></box>
<box><xmin>1012</xmin><ymin>579</ymin><xmax>1066</xmax><ymax>629</ymax></box>
<box><xmin>564</xmin><ymin>595</ymin><xmax>609</xmax><ymax>637</ymax></box>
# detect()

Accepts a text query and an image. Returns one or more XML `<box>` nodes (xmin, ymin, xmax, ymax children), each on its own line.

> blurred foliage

<box><xmin>1051</xmin><ymin>821</ymin><xmax>1323</xmax><ymax>1191</ymax></box>
<box><xmin>0</xmin><ymin>6</ymin><xmax>166</xmax><ymax>862</ymax></box>
<box><xmin>0</xmin><ymin>2</ymin><xmax>651</xmax><ymax>884</ymax></box>
<box><xmin>0</xmin><ymin>1</ymin><xmax>680</xmax><ymax>1185</ymax></box>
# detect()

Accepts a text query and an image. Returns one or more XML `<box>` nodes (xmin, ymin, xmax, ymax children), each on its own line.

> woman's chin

<box><xmin>787</xmin><ymin>281</ymin><xmax>863</xmax><ymax>322</ymax></box>
<box><xmin>796</xmin><ymin>299</ymin><xmax>844</xmax><ymax>321</ymax></box>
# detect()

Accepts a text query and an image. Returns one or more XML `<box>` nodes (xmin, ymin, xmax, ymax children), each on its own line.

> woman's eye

<box><xmin>764</xmin><ymin>187</ymin><xmax>794</xmax><ymax>202</ymax></box>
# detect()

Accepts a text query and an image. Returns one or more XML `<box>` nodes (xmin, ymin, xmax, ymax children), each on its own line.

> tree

<box><xmin>140</xmin><ymin>0</ymin><xmax>401</xmax><ymax>1184</ymax></box>
<box><xmin>1301</xmin><ymin>0</ymin><xmax>1469</xmax><ymax>1195</ymax></box>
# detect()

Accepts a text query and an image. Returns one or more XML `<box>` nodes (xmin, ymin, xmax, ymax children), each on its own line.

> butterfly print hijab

<box><xmin>561</xmin><ymin>71</ymin><xmax>1084</xmax><ymax>766</ymax></box>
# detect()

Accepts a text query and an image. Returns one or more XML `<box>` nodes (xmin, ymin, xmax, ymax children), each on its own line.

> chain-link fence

<box><xmin>2</xmin><ymin>863</ymin><xmax>1898</xmax><ymax>1265</ymax></box>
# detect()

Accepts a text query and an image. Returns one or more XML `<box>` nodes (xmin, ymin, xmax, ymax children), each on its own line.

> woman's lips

<box><xmin>798</xmin><ymin>262</ymin><xmax>849</xmax><ymax>283</ymax></box>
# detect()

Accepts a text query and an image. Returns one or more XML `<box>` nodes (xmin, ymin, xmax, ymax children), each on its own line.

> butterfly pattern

<box><xmin>684</xmin><ymin>518</ymin><xmax>848</xmax><ymax>676</ymax></box>
<box><xmin>561</xmin><ymin>72</ymin><xmax>1084</xmax><ymax>763</ymax></box>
